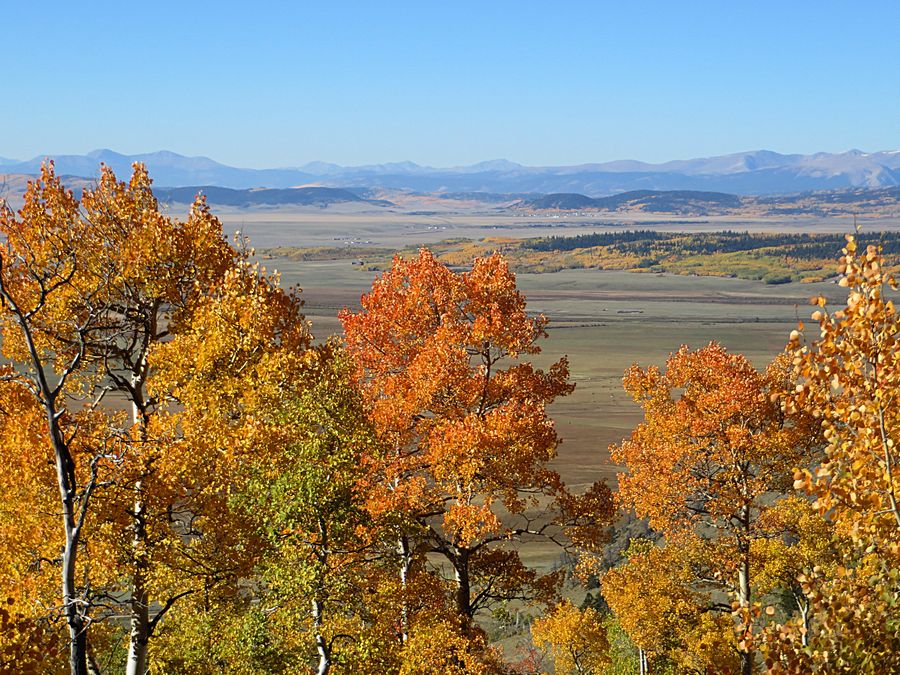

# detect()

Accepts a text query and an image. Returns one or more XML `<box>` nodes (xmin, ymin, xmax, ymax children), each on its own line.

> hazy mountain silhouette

<box><xmin>2</xmin><ymin>149</ymin><xmax>899</xmax><ymax>195</ymax></box>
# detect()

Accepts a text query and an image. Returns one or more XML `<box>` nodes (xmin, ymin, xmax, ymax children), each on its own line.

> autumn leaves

<box><xmin>0</xmin><ymin>162</ymin><xmax>276</xmax><ymax>674</ymax></box>
<box><xmin>0</xmin><ymin>164</ymin><xmax>611</xmax><ymax>673</ymax></box>
<box><xmin>1</xmin><ymin>163</ymin><xmax>897</xmax><ymax>673</ymax></box>
<box><xmin>601</xmin><ymin>346</ymin><xmax>822</xmax><ymax>674</ymax></box>
<box><xmin>596</xmin><ymin>235</ymin><xmax>900</xmax><ymax>673</ymax></box>
<box><xmin>339</xmin><ymin>248</ymin><xmax>613</xmax><ymax>670</ymax></box>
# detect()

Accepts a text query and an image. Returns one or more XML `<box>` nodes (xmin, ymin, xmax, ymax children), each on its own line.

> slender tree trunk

<box><xmin>61</xmin><ymin>521</ymin><xmax>88</xmax><ymax>675</ymax></box>
<box><xmin>398</xmin><ymin>535</ymin><xmax>412</xmax><ymax>644</ymax></box>
<box><xmin>126</xmin><ymin>352</ymin><xmax>152</xmax><ymax>675</ymax></box>
<box><xmin>125</xmin><ymin>483</ymin><xmax>149</xmax><ymax>675</ymax></box>
<box><xmin>41</xmin><ymin>353</ymin><xmax>89</xmax><ymax>675</ymax></box>
<box><xmin>313</xmin><ymin>598</ymin><xmax>331</xmax><ymax>675</ymax></box>
<box><xmin>739</xmin><ymin>561</ymin><xmax>753</xmax><ymax>675</ymax></box>
<box><xmin>5</xmin><ymin>291</ymin><xmax>91</xmax><ymax>674</ymax></box>
<box><xmin>53</xmin><ymin>423</ymin><xmax>88</xmax><ymax>675</ymax></box>
<box><xmin>70</xmin><ymin>627</ymin><xmax>88</xmax><ymax>675</ymax></box>
<box><xmin>453</xmin><ymin>548</ymin><xmax>472</xmax><ymax>630</ymax></box>
<box><xmin>798</xmin><ymin>595</ymin><xmax>810</xmax><ymax>648</ymax></box>
<box><xmin>738</xmin><ymin>508</ymin><xmax>753</xmax><ymax>675</ymax></box>
<box><xmin>875</xmin><ymin>385</ymin><xmax>900</xmax><ymax>529</ymax></box>
<box><xmin>737</xmin><ymin>556</ymin><xmax>750</xmax><ymax>607</ymax></box>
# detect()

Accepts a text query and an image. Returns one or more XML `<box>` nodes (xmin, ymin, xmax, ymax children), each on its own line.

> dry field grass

<box><xmin>212</xmin><ymin>203</ymin><xmax>900</xmax><ymax>249</ymax></box>
<box><xmin>241</xmin><ymin>207</ymin><xmax>870</xmax><ymax>487</ymax></box>
<box><xmin>270</xmin><ymin>259</ymin><xmax>846</xmax><ymax>491</ymax></box>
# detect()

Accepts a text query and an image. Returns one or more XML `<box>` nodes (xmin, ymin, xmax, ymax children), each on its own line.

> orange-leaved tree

<box><xmin>611</xmin><ymin>342</ymin><xmax>820</xmax><ymax>675</ymax></box>
<box><xmin>340</xmin><ymin>249</ymin><xmax>612</xmax><ymax>643</ymax></box>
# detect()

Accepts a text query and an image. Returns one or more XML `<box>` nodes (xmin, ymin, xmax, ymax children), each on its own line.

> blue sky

<box><xmin>4</xmin><ymin>1</ymin><xmax>898</xmax><ymax>167</ymax></box>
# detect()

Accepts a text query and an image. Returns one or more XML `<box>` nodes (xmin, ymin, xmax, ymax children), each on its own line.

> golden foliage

<box><xmin>761</xmin><ymin>235</ymin><xmax>900</xmax><ymax>672</ymax></box>
<box><xmin>602</xmin><ymin>540</ymin><xmax>739</xmax><ymax>673</ymax></box>
<box><xmin>531</xmin><ymin>600</ymin><xmax>610</xmax><ymax>674</ymax></box>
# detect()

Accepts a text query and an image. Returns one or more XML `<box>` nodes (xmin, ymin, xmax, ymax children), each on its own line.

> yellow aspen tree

<box><xmin>764</xmin><ymin>234</ymin><xmax>900</xmax><ymax>672</ymax></box>
<box><xmin>531</xmin><ymin>599</ymin><xmax>610</xmax><ymax>674</ymax></box>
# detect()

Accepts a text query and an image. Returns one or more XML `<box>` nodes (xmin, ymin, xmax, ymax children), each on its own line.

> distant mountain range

<box><xmin>2</xmin><ymin>148</ymin><xmax>900</xmax><ymax>195</ymax></box>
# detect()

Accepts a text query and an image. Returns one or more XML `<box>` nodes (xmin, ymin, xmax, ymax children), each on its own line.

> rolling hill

<box><xmin>519</xmin><ymin>190</ymin><xmax>743</xmax><ymax>213</ymax></box>
<box><xmin>152</xmin><ymin>186</ymin><xmax>393</xmax><ymax>207</ymax></box>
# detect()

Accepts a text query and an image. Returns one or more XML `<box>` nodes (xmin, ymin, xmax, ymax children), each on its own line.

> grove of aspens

<box><xmin>1</xmin><ymin>164</ymin><xmax>898</xmax><ymax>674</ymax></box>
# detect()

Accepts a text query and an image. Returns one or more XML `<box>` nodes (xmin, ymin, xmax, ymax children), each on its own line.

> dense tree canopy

<box><xmin>1</xmin><ymin>166</ymin><xmax>897</xmax><ymax>673</ymax></box>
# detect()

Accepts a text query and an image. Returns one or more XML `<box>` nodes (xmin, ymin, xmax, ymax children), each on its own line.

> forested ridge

<box><xmin>524</xmin><ymin>230</ymin><xmax>900</xmax><ymax>258</ymax></box>
<box><xmin>272</xmin><ymin>230</ymin><xmax>900</xmax><ymax>285</ymax></box>
<box><xmin>2</xmin><ymin>164</ymin><xmax>899</xmax><ymax>674</ymax></box>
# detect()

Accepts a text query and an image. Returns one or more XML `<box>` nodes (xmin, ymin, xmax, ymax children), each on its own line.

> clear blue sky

<box><xmin>4</xmin><ymin>1</ymin><xmax>898</xmax><ymax>167</ymax></box>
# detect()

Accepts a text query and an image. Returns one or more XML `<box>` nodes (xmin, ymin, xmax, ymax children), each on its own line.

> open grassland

<box><xmin>212</xmin><ymin>204</ymin><xmax>900</xmax><ymax>249</ymax></box>
<box><xmin>245</xmin><ymin>206</ymin><xmax>878</xmax><ymax>486</ymax></box>
<box><xmin>270</xmin><ymin>259</ymin><xmax>847</xmax><ymax>493</ymax></box>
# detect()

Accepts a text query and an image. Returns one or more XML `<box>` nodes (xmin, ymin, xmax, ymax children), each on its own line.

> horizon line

<box><xmin>3</xmin><ymin>146</ymin><xmax>900</xmax><ymax>172</ymax></box>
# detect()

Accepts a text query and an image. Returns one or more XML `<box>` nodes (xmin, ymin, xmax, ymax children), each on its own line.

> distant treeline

<box><xmin>524</xmin><ymin>230</ymin><xmax>900</xmax><ymax>260</ymax></box>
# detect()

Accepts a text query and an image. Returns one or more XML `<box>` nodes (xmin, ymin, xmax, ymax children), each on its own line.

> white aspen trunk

<box><xmin>313</xmin><ymin>598</ymin><xmax>331</xmax><ymax>675</ymax></box>
<box><xmin>398</xmin><ymin>535</ymin><xmax>411</xmax><ymax>644</ymax></box>
<box><xmin>126</xmin><ymin>338</ymin><xmax>152</xmax><ymax>675</ymax></box>
<box><xmin>23</xmin><ymin>314</ymin><xmax>90</xmax><ymax>675</ymax></box>
<box><xmin>125</xmin><ymin>478</ymin><xmax>149</xmax><ymax>675</ymax></box>
<box><xmin>453</xmin><ymin>548</ymin><xmax>472</xmax><ymax>628</ymax></box>
<box><xmin>55</xmin><ymin>430</ymin><xmax>89</xmax><ymax>675</ymax></box>
<box><xmin>739</xmin><ymin>504</ymin><xmax>753</xmax><ymax>675</ymax></box>
<box><xmin>738</xmin><ymin>558</ymin><xmax>750</xmax><ymax>607</ymax></box>
<box><xmin>739</xmin><ymin>558</ymin><xmax>753</xmax><ymax>675</ymax></box>
<box><xmin>799</xmin><ymin>596</ymin><xmax>810</xmax><ymax>647</ymax></box>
